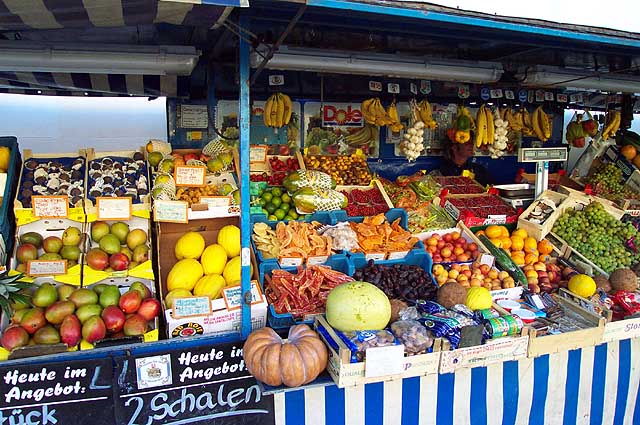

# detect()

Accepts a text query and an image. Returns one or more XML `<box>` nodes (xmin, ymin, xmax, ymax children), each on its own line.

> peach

<box><xmin>479</xmin><ymin>264</ymin><xmax>491</xmax><ymax>275</ymax></box>
<box><xmin>533</xmin><ymin>262</ymin><xmax>547</xmax><ymax>272</ymax></box>
<box><xmin>432</xmin><ymin>264</ymin><xmax>445</xmax><ymax>275</ymax></box>
<box><xmin>437</xmin><ymin>240</ymin><xmax>446</xmax><ymax>249</ymax></box>
<box><xmin>427</xmin><ymin>237</ymin><xmax>439</xmax><ymax>247</ymax></box>
<box><xmin>453</xmin><ymin>246</ymin><xmax>465</xmax><ymax>256</ymax></box>
<box><xmin>462</xmin><ymin>269</ymin><xmax>472</xmax><ymax>278</ymax></box>
<box><xmin>441</xmin><ymin>248</ymin><xmax>452</xmax><ymax>258</ymax></box>
<box><xmin>444</xmin><ymin>243</ymin><xmax>455</xmax><ymax>251</ymax></box>
<box><xmin>457</xmin><ymin>254</ymin><xmax>470</xmax><ymax>262</ymax></box>
<box><xmin>527</xmin><ymin>277</ymin><xmax>539</xmax><ymax>285</ymax></box>
<box><xmin>487</xmin><ymin>269</ymin><xmax>499</xmax><ymax>280</ymax></box>
<box><xmin>443</xmin><ymin>233</ymin><xmax>453</xmax><ymax>242</ymax></box>
<box><xmin>451</xmin><ymin>263</ymin><xmax>461</xmax><ymax>271</ymax></box>
<box><xmin>427</xmin><ymin>245</ymin><xmax>437</xmax><ymax>254</ymax></box>
<box><xmin>457</xmin><ymin>275</ymin><xmax>468</xmax><ymax>283</ymax></box>
<box><xmin>436</xmin><ymin>275</ymin><xmax>447</xmax><ymax>286</ymax></box>
<box><xmin>451</xmin><ymin>232</ymin><xmax>461</xmax><ymax>241</ymax></box>
<box><xmin>470</xmin><ymin>278</ymin><xmax>483</xmax><ymax>287</ymax></box>
<box><xmin>448</xmin><ymin>270</ymin><xmax>460</xmax><ymax>280</ymax></box>
<box><xmin>468</xmin><ymin>242</ymin><xmax>478</xmax><ymax>252</ymax></box>
<box><xmin>432</xmin><ymin>254</ymin><xmax>443</xmax><ymax>263</ymax></box>
<box><xmin>525</xmin><ymin>269</ymin><xmax>538</xmax><ymax>278</ymax></box>
<box><xmin>498</xmin><ymin>271</ymin><xmax>510</xmax><ymax>281</ymax></box>
<box><xmin>536</xmin><ymin>270</ymin><xmax>548</xmax><ymax>279</ymax></box>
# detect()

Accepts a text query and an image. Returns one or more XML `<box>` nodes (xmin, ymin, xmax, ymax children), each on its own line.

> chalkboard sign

<box><xmin>114</xmin><ymin>341</ymin><xmax>275</xmax><ymax>425</ymax></box>
<box><xmin>0</xmin><ymin>358</ymin><xmax>115</xmax><ymax>425</ymax></box>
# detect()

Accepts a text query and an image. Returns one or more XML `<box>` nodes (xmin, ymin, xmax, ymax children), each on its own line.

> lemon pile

<box><xmin>164</xmin><ymin>225</ymin><xmax>253</xmax><ymax>308</ymax></box>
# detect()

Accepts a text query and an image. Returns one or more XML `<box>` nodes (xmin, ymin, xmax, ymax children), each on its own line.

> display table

<box><xmin>272</xmin><ymin>339</ymin><xmax>640</xmax><ymax>425</ymax></box>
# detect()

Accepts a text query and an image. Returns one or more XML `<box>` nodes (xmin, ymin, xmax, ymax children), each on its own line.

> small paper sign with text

<box><xmin>32</xmin><ymin>196</ymin><xmax>69</xmax><ymax>218</ymax></box>
<box><xmin>154</xmin><ymin>200</ymin><xmax>188</xmax><ymax>223</ymax></box>
<box><xmin>174</xmin><ymin>166</ymin><xmax>206</xmax><ymax>187</ymax></box>
<box><xmin>27</xmin><ymin>260</ymin><xmax>67</xmax><ymax>276</ymax></box>
<box><xmin>173</xmin><ymin>296</ymin><xmax>211</xmax><ymax>318</ymax></box>
<box><xmin>96</xmin><ymin>197</ymin><xmax>132</xmax><ymax>221</ymax></box>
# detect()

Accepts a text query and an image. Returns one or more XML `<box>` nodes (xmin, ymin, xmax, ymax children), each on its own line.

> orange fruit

<box><xmin>500</xmin><ymin>226</ymin><xmax>510</xmax><ymax>238</ymax></box>
<box><xmin>489</xmin><ymin>238</ymin><xmax>503</xmax><ymax>248</ymax></box>
<box><xmin>537</xmin><ymin>239</ymin><xmax>554</xmax><ymax>255</ymax></box>
<box><xmin>485</xmin><ymin>225</ymin><xmax>504</xmax><ymax>239</ymax></box>
<box><xmin>621</xmin><ymin>144</ymin><xmax>637</xmax><ymax>161</ymax></box>
<box><xmin>500</xmin><ymin>237</ymin><xmax>512</xmax><ymax>250</ymax></box>
<box><xmin>525</xmin><ymin>252</ymin><xmax>539</xmax><ymax>265</ymax></box>
<box><xmin>510</xmin><ymin>236</ymin><xmax>525</xmax><ymax>251</ymax></box>
<box><xmin>512</xmin><ymin>228</ymin><xmax>528</xmax><ymax>240</ymax></box>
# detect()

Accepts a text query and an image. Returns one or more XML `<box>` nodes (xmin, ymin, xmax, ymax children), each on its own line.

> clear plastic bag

<box><xmin>390</xmin><ymin>320</ymin><xmax>434</xmax><ymax>354</ymax></box>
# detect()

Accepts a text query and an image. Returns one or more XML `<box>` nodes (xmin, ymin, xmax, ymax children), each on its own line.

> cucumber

<box><xmin>478</xmin><ymin>235</ymin><xmax>528</xmax><ymax>286</ymax></box>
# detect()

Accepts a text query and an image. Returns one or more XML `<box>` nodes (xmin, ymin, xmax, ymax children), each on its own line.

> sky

<box><xmin>425</xmin><ymin>0</ymin><xmax>640</xmax><ymax>33</ymax></box>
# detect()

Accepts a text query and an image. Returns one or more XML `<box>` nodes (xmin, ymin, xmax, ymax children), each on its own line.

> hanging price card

<box><xmin>535</xmin><ymin>90</ymin><xmax>545</xmax><ymax>102</ymax></box>
<box><xmin>387</xmin><ymin>83</ymin><xmax>400</xmax><ymax>94</ymax></box>
<box><xmin>96</xmin><ymin>197</ymin><xmax>132</xmax><ymax>221</ymax></box>
<box><xmin>505</xmin><ymin>90</ymin><xmax>515</xmax><ymax>100</ymax></box>
<box><xmin>154</xmin><ymin>200</ymin><xmax>188</xmax><ymax>223</ymax></box>
<box><xmin>250</xmin><ymin>145</ymin><xmax>268</xmax><ymax>163</ymax></box>
<box><xmin>173</xmin><ymin>296</ymin><xmax>211</xmax><ymax>318</ymax></box>
<box><xmin>369</xmin><ymin>81</ymin><xmax>382</xmax><ymax>92</ymax></box>
<box><xmin>410</xmin><ymin>83</ymin><xmax>418</xmax><ymax>95</ymax></box>
<box><xmin>557</xmin><ymin>94</ymin><xmax>568</xmax><ymax>103</ymax></box>
<box><xmin>174</xmin><ymin>165</ymin><xmax>206</xmax><ymax>187</ymax></box>
<box><xmin>544</xmin><ymin>91</ymin><xmax>555</xmax><ymax>101</ymax></box>
<box><xmin>32</xmin><ymin>196</ymin><xmax>69</xmax><ymax>218</ymax></box>
<box><xmin>27</xmin><ymin>260</ymin><xmax>67</xmax><ymax>276</ymax></box>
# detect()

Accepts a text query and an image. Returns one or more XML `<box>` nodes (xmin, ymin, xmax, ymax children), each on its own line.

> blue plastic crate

<box><xmin>351</xmin><ymin>249</ymin><xmax>436</xmax><ymax>290</ymax></box>
<box><xmin>262</xmin><ymin>254</ymin><xmax>353</xmax><ymax>329</ymax></box>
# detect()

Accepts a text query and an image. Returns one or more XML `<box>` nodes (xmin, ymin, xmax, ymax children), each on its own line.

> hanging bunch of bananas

<box><xmin>531</xmin><ymin>106</ymin><xmax>552</xmax><ymax>142</ymax></box>
<box><xmin>361</xmin><ymin>97</ymin><xmax>395</xmax><ymax>127</ymax></box>
<box><xmin>263</xmin><ymin>92</ymin><xmax>293</xmax><ymax>128</ymax></box>
<box><xmin>504</xmin><ymin>108</ymin><xmax>523</xmax><ymax>132</ymax></box>
<box><xmin>416</xmin><ymin>99</ymin><xmax>437</xmax><ymax>129</ymax></box>
<box><xmin>386</xmin><ymin>101</ymin><xmax>404</xmax><ymax>133</ymax></box>
<box><xmin>601</xmin><ymin>110</ymin><xmax>621</xmax><ymax>141</ymax></box>
<box><xmin>473</xmin><ymin>104</ymin><xmax>495</xmax><ymax>148</ymax></box>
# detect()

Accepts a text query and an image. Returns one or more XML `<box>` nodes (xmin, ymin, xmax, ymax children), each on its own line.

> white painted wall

<box><xmin>0</xmin><ymin>94</ymin><xmax>167</xmax><ymax>154</ymax></box>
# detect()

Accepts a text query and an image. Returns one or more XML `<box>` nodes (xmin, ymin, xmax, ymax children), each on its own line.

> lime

<box><xmin>280</xmin><ymin>203</ymin><xmax>290</xmax><ymax>213</ymax></box>
<box><xmin>271</xmin><ymin>197</ymin><xmax>282</xmax><ymax>208</ymax></box>
<box><xmin>281</xmin><ymin>193</ymin><xmax>291</xmax><ymax>203</ymax></box>
<box><xmin>268</xmin><ymin>215</ymin><xmax>278</xmax><ymax>221</ymax></box>
<box><xmin>262</xmin><ymin>192</ymin><xmax>273</xmax><ymax>203</ymax></box>
<box><xmin>262</xmin><ymin>208</ymin><xmax>269</xmax><ymax>215</ymax></box>
<box><xmin>265</xmin><ymin>203</ymin><xmax>277</xmax><ymax>214</ymax></box>
<box><xmin>272</xmin><ymin>187</ymin><xmax>283</xmax><ymax>197</ymax></box>
<box><xmin>259</xmin><ymin>198</ymin><xmax>267</xmax><ymax>207</ymax></box>
<box><xmin>274</xmin><ymin>209</ymin><xmax>286</xmax><ymax>220</ymax></box>
<box><xmin>288</xmin><ymin>210</ymin><xmax>299</xmax><ymax>219</ymax></box>
<box><xmin>284</xmin><ymin>215</ymin><xmax>294</xmax><ymax>221</ymax></box>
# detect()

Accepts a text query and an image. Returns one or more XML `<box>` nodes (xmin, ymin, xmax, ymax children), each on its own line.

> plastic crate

<box><xmin>0</xmin><ymin>137</ymin><xmax>20</xmax><ymax>260</ymax></box>
<box><xmin>350</xmin><ymin>249</ymin><xmax>436</xmax><ymax>286</ymax></box>
<box><xmin>250</xmin><ymin>210</ymin><xmax>336</xmax><ymax>225</ymax></box>
<box><xmin>261</xmin><ymin>254</ymin><xmax>353</xmax><ymax>329</ymax></box>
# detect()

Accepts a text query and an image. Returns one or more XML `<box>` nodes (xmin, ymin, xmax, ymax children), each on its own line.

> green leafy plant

<box><xmin>0</xmin><ymin>272</ymin><xmax>34</xmax><ymax>319</ymax></box>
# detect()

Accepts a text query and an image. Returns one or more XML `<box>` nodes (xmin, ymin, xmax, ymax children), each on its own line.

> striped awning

<box><xmin>0</xmin><ymin>0</ymin><xmax>244</xmax><ymax>31</ymax></box>
<box><xmin>0</xmin><ymin>70</ymin><xmax>190</xmax><ymax>97</ymax></box>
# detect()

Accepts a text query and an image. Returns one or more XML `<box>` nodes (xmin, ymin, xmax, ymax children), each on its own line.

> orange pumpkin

<box><xmin>243</xmin><ymin>325</ymin><xmax>328</xmax><ymax>387</ymax></box>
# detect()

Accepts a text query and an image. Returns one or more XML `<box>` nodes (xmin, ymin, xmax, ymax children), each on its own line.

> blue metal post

<box><xmin>238</xmin><ymin>13</ymin><xmax>252</xmax><ymax>338</ymax></box>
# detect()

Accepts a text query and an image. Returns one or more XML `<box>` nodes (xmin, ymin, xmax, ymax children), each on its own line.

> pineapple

<box><xmin>0</xmin><ymin>272</ymin><xmax>33</xmax><ymax>320</ymax></box>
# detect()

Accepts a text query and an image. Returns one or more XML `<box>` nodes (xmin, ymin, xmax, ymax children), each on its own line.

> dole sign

<box><xmin>322</xmin><ymin>103</ymin><xmax>363</xmax><ymax>127</ymax></box>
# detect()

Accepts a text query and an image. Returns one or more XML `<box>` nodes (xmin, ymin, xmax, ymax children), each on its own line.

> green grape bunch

<box><xmin>552</xmin><ymin>202</ymin><xmax>640</xmax><ymax>273</ymax></box>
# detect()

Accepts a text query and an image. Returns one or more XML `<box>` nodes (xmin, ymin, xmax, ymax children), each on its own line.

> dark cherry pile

<box><xmin>433</xmin><ymin>176</ymin><xmax>484</xmax><ymax>194</ymax></box>
<box><xmin>353</xmin><ymin>261</ymin><xmax>437</xmax><ymax>302</ymax></box>
<box><xmin>250</xmin><ymin>157</ymin><xmax>299</xmax><ymax>186</ymax></box>
<box><xmin>342</xmin><ymin>188</ymin><xmax>389</xmax><ymax>217</ymax></box>
<box><xmin>449</xmin><ymin>195</ymin><xmax>516</xmax><ymax>217</ymax></box>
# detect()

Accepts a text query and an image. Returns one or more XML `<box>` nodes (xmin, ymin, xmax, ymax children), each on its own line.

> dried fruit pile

<box><xmin>251</xmin><ymin>157</ymin><xmax>300</xmax><ymax>186</ymax></box>
<box><xmin>253</xmin><ymin>222</ymin><xmax>331</xmax><ymax>260</ymax></box>
<box><xmin>349</xmin><ymin>214</ymin><xmax>418</xmax><ymax>254</ymax></box>
<box><xmin>341</xmin><ymin>187</ymin><xmax>389</xmax><ymax>217</ymax></box>
<box><xmin>448</xmin><ymin>195</ymin><xmax>517</xmax><ymax>218</ymax></box>
<box><xmin>265</xmin><ymin>265</ymin><xmax>353</xmax><ymax>316</ymax></box>
<box><xmin>352</xmin><ymin>261</ymin><xmax>437</xmax><ymax>302</ymax></box>
<box><xmin>304</xmin><ymin>154</ymin><xmax>372</xmax><ymax>186</ymax></box>
<box><xmin>433</xmin><ymin>176</ymin><xmax>484</xmax><ymax>194</ymax></box>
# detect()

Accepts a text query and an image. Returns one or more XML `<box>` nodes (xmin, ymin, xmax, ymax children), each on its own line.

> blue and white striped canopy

<box><xmin>0</xmin><ymin>0</ymin><xmax>246</xmax><ymax>97</ymax></box>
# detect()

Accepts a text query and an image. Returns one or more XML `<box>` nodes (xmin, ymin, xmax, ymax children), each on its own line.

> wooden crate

<box><xmin>315</xmin><ymin>316</ymin><xmax>441</xmax><ymax>388</ymax></box>
<box><xmin>526</xmin><ymin>296</ymin><xmax>605</xmax><ymax>358</ymax></box>
<box><xmin>336</xmin><ymin>179</ymin><xmax>394</xmax><ymax>210</ymax></box>
<box><xmin>517</xmin><ymin>190</ymin><xmax>569</xmax><ymax>241</ymax></box>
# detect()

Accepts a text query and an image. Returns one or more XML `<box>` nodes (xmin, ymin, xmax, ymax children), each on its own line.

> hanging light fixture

<box><xmin>519</xmin><ymin>65</ymin><xmax>640</xmax><ymax>93</ymax></box>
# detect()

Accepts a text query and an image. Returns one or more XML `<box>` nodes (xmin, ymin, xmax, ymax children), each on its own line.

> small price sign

<box><xmin>369</xmin><ymin>81</ymin><xmax>382</xmax><ymax>92</ymax></box>
<box><xmin>505</xmin><ymin>90</ymin><xmax>515</xmax><ymax>100</ymax></box>
<box><xmin>490</xmin><ymin>89</ymin><xmax>503</xmax><ymax>99</ymax></box>
<box><xmin>557</xmin><ymin>94</ymin><xmax>568</xmax><ymax>103</ymax></box>
<box><xmin>268</xmin><ymin>75</ymin><xmax>284</xmax><ymax>86</ymax></box>
<box><xmin>457</xmin><ymin>84</ymin><xmax>470</xmax><ymax>99</ymax></box>
<box><xmin>544</xmin><ymin>91</ymin><xmax>555</xmax><ymax>101</ymax></box>
<box><xmin>410</xmin><ymin>83</ymin><xmax>418</xmax><ymax>95</ymax></box>
<box><xmin>420</xmin><ymin>80</ymin><xmax>432</xmax><ymax>94</ymax></box>
<box><xmin>173</xmin><ymin>296</ymin><xmax>211</xmax><ymax>318</ymax></box>
<box><xmin>249</xmin><ymin>145</ymin><xmax>268</xmax><ymax>163</ymax></box>
<box><xmin>32</xmin><ymin>196</ymin><xmax>69</xmax><ymax>218</ymax></box>
<box><xmin>200</xmin><ymin>196</ymin><xmax>231</xmax><ymax>207</ymax></box>
<box><xmin>27</xmin><ymin>260</ymin><xmax>67</xmax><ymax>276</ymax></box>
<box><xmin>96</xmin><ymin>197</ymin><xmax>132</xmax><ymax>221</ymax></box>
<box><xmin>535</xmin><ymin>90</ymin><xmax>545</xmax><ymax>102</ymax></box>
<box><xmin>154</xmin><ymin>200</ymin><xmax>188</xmax><ymax>223</ymax></box>
<box><xmin>387</xmin><ymin>83</ymin><xmax>400</xmax><ymax>94</ymax></box>
<box><xmin>174</xmin><ymin>165</ymin><xmax>206</xmax><ymax>187</ymax></box>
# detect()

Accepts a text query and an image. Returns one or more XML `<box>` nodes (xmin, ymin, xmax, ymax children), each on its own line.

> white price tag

<box><xmin>279</xmin><ymin>257</ymin><xmax>304</xmax><ymax>267</ymax></box>
<box><xmin>27</xmin><ymin>260</ymin><xmax>67</xmax><ymax>276</ymax></box>
<box><xmin>268</xmin><ymin>75</ymin><xmax>285</xmax><ymax>86</ymax></box>
<box><xmin>410</xmin><ymin>83</ymin><xmax>418</xmax><ymax>95</ymax></box>
<box><xmin>479</xmin><ymin>254</ymin><xmax>495</xmax><ymax>267</ymax></box>
<box><xmin>96</xmin><ymin>197</ymin><xmax>132</xmax><ymax>221</ymax></box>
<box><xmin>154</xmin><ymin>200</ymin><xmax>188</xmax><ymax>223</ymax></box>
<box><xmin>387</xmin><ymin>251</ymin><xmax>409</xmax><ymax>260</ymax></box>
<box><xmin>365</xmin><ymin>344</ymin><xmax>405</xmax><ymax>378</ymax></box>
<box><xmin>173</xmin><ymin>296</ymin><xmax>211</xmax><ymax>318</ymax></box>
<box><xmin>387</xmin><ymin>83</ymin><xmax>400</xmax><ymax>94</ymax></box>
<box><xmin>365</xmin><ymin>252</ymin><xmax>386</xmax><ymax>262</ymax></box>
<box><xmin>369</xmin><ymin>81</ymin><xmax>382</xmax><ymax>92</ymax></box>
<box><xmin>249</xmin><ymin>145</ymin><xmax>267</xmax><ymax>163</ymax></box>
<box><xmin>32</xmin><ymin>196</ymin><xmax>69</xmax><ymax>218</ymax></box>
<box><xmin>200</xmin><ymin>196</ymin><xmax>231</xmax><ymax>207</ymax></box>
<box><xmin>505</xmin><ymin>90</ymin><xmax>515</xmax><ymax>100</ymax></box>
<box><xmin>306</xmin><ymin>256</ymin><xmax>328</xmax><ymax>266</ymax></box>
<box><xmin>175</xmin><ymin>166</ymin><xmax>207</xmax><ymax>187</ymax></box>
<box><xmin>544</xmin><ymin>92</ymin><xmax>555</xmax><ymax>101</ymax></box>
<box><xmin>557</xmin><ymin>94</ymin><xmax>568</xmax><ymax>103</ymax></box>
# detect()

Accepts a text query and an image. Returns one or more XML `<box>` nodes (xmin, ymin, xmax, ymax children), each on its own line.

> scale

<box><xmin>518</xmin><ymin>147</ymin><xmax>568</xmax><ymax>198</ymax></box>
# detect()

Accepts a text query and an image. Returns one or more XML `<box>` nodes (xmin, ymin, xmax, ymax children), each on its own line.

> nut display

<box><xmin>304</xmin><ymin>154</ymin><xmax>372</xmax><ymax>186</ymax></box>
<box><xmin>87</xmin><ymin>153</ymin><xmax>148</xmax><ymax>203</ymax></box>
<box><xmin>18</xmin><ymin>157</ymin><xmax>85</xmax><ymax>207</ymax></box>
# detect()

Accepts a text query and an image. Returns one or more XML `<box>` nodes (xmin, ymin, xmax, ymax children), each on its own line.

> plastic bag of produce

<box><xmin>336</xmin><ymin>329</ymin><xmax>400</xmax><ymax>362</ymax></box>
<box><xmin>283</xmin><ymin>169</ymin><xmax>336</xmax><ymax>193</ymax></box>
<box><xmin>322</xmin><ymin>223</ymin><xmax>359</xmax><ymax>251</ymax></box>
<box><xmin>292</xmin><ymin>187</ymin><xmax>347</xmax><ymax>214</ymax></box>
<box><xmin>390</xmin><ymin>320</ymin><xmax>434</xmax><ymax>354</ymax></box>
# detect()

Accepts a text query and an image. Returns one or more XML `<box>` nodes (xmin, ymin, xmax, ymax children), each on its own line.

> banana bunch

<box><xmin>521</xmin><ymin>108</ymin><xmax>534</xmax><ymax>136</ymax></box>
<box><xmin>417</xmin><ymin>99</ymin><xmax>437</xmax><ymax>129</ymax></box>
<box><xmin>263</xmin><ymin>92</ymin><xmax>293</xmax><ymax>128</ymax></box>
<box><xmin>386</xmin><ymin>101</ymin><xmax>404</xmax><ymax>133</ymax></box>
<box><xmin>345</xmin><ymin>125</ymin><xmax>375</xmax><ymax>147</ymax></box>
<box><xmin>531</xmin><ymin>106</ymin><xmax>552</xmax><ymax>142</ymax></box>
<box><xmin>504</xmin><ymin>108</ymin><xmax>523</xmax><ymax>132</ymax></box>
<box><xmin>474</xmin><ymin>104</ymin><xmax>495</xmax><ymax>148</ymax></box>
<box><xmin>601</xmin><ymin>110</ymin><xmax>621</xmax><ymax>141</ymax></box>
<box><xmin>362</xmin><ymin>98</ymin><xmax>394</xmax><ymax>127</ymax></box>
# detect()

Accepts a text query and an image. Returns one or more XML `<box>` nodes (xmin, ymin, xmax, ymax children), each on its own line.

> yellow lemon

<box><xmin>164</xmin><ymin>288</ymin><xmax>192</xmax><ymax>309</ymax></box>
<box><xmin>175</xmin><ymin>232</ymin><xmax>206</xmax><ymax>260</ymax></box>
<box><xmin>568</xmin><ymin>274</ymin><xmax>596</xmax><ymax>298</ymax></box>
<box><xmin>167</xmin><ymin>259</ymin><xmax>203</xmax><ymax>291</ymax></box>
<box><xmin>0</xmin><ymin>147</ymin><xmax>10</xmax><ymax>172</ymax></box>
<box><xmin>200</xmin><ymin>244</ymin><xmax>227</xmax><ymax>275</ymax></box>
<box><xmin>217</xmin><ymin>225</ymin><xmax>241</xmax><ymax>257</ymax></box>
<box><xmin>193</xmin><ymin>274</ymin><xmax>226</xmax><ymax>299</ymax></box>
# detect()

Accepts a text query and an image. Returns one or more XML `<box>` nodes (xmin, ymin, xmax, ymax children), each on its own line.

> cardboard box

<box><xmin>517</xmin><ymin>190</ymin><xmax>569</xmax><ymax>241</ymax></box>
<box><xmin>157</xmin><ymin>217</ymin><xmax>266</xmax><ymax>338</ymax></box>
<box><xmin>315</xmin><ymin>316</ymin><xmax>441</xmax><ymax>388</ymax></box>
